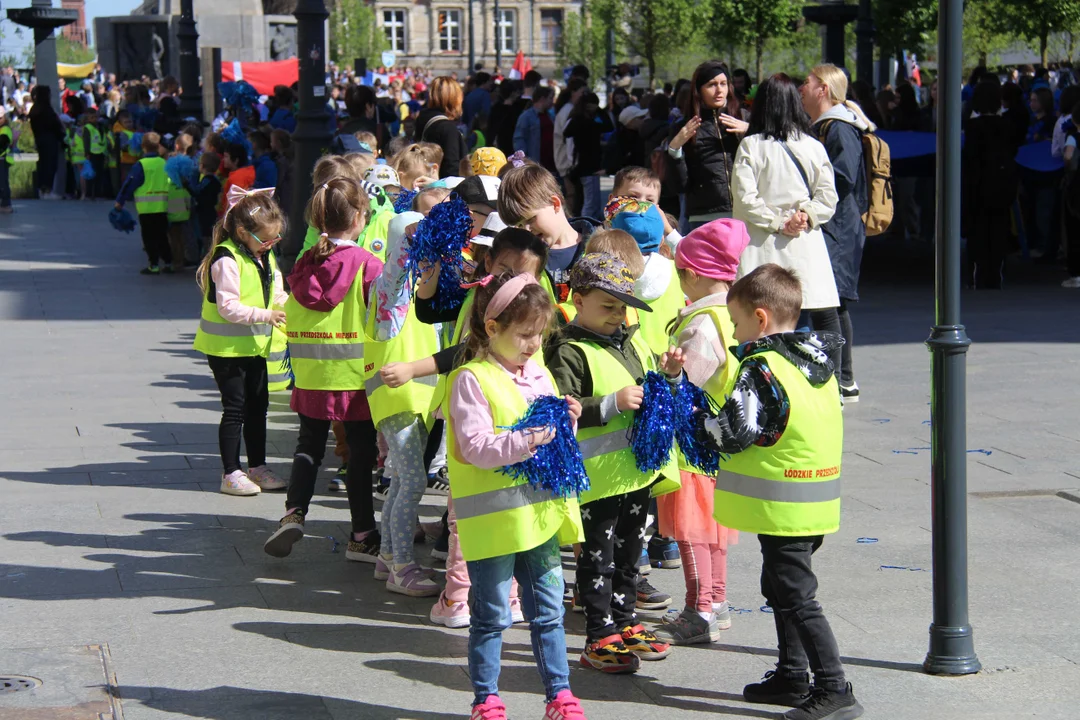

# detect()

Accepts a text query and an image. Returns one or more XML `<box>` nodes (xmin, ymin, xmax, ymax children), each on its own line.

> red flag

<box><xmin>221</xmin><ymin>58</ymin><xmax>299</xmax><ymax>95</ymax></box>
<box><xmin>509</xmin><ymin>51</ymin><xmax>532</xmax><ymax>80</ymax></box>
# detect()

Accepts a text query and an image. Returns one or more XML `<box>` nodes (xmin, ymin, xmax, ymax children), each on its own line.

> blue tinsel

<box><xmin>404</xmin><ymin>195</ymin><xmax>474</xmax><ymax>312</ymax></box>
<box><xmin>220</xmin><ymin>119</ymin><xmax>253</xmax><ymax>157</ymax></box>
<box><xmin>129</xmin><ymin>132</ymin><xmax>144</xmax><ymax>155</ymax></box>
<box><xmin>673</xmin><ymin>379</ymin><xmax>723</xmax><ymax>474</ymax></box>
<box><xmin>498</xmin><ymin>395</ymin><xmax>590</xmax><ymax>499</ymax></box>
<box><xmin>80</xmin><ymin>162</ymin><xmax>95</xmax><ymax>180</ymax></box>
<box><xmin>393</xmin><ymin>188</ymin><xmax>418</xmax><ymax>214</ymax></box>
<box><xmin>218</xmin><ymin>80</ymin><xmax>259</xmax><ymax>110</ymax></box>
<box><xmin>165</xmin><ymin>155</ymin><xmax>197</xmax><ymax>188</ymax></box>
<box><xmin>109</xmin><ymin>208</ymin><xmax>137</xmax><ymax>234</ymax></box>
<box><xmin>629</xmin><ymin>371</ymin><xmax>678</xmax><ymax>473</ymax></box>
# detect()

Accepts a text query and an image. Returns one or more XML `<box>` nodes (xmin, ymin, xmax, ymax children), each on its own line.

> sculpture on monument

<box><xmin>152</xmin><ymin>30</ymin><xmax>165</xmax><ymax>79</ymax></box>
<box><xmin>269</xmin><ymin>24</ymin><xmax>297</xmax><ymax>60</ymax></box>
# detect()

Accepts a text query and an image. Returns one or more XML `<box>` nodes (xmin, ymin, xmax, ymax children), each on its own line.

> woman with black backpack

<box><xmin>414</xmin><ymin>77</ymin><xmax>467</xmax><ymax>178</ymax></box>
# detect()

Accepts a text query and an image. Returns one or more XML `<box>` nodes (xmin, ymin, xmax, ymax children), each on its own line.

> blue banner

<box><xmin>876</xmin><ymin>131</ymin><xmax>1063</xmax><ymax>173</ymax></box>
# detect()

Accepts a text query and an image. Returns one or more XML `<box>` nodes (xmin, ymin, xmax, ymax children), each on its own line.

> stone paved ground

<box><xmin>1</xmin><ymin>199</ymin><xmax>1079</xmax><ymax>719</ymax></box>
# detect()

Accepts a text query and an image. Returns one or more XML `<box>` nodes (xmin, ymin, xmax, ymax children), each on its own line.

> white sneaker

<box><xmin>1062</xmin><ymin>277</ymin><xmax>1080</xmax><ymax>288</ymax></box>
<box><xmin>220</xmin><ymin>470</ymin><xmax>261</xmax><ymax>496</ymax></box>
<box><xmin>248</xmin><ymin>465</ymin><xmax>287</xmax><ymax>491</ymax></box>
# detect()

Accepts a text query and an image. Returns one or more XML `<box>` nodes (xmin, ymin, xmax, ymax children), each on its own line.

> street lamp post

<box><xmin>855</xmin><ymin>0</ymin><xmax>874</xmax><ymax>85</ymax></box>
<box><xmin>494</xmin><ymin>0</ymin><xmax>501</xmax><ymax>70</ymax></box>
<box><xmin>468</xmin><ymin>0</ymin><xmax>476</xmax><ymax>72</ymax></box>
<box><xmin>282</xmin><ymin>0</ymin><xmax>332</xmax><ymax>274</ymax></box>
<box><xmin>176</xmin><ymin>0</ymin><xmax>202</xmax><ymax>119</ymax></box>
<box><xmin>923</xmin><ymin>0</ymin><xmax>981</xmax><ymax>677</ymax></box>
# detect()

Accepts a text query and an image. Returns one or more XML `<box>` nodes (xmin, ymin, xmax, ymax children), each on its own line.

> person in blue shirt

<box><xmin>269</xmin><ymin>85</ymin><xmax>297</xmax><ymax>132</ymax></box>
<box><xmin>463</xmin><ymin>72</ymin><xmax>494</xmax><ymax>127</ymax></box>
<box><xmin>513</xmin><ymin>87</ymin><xmax>556</xmax><ymax>165</ymax></box>
<box><xmin>248</xmin><ymin>130</ymin><xmax>278</xmax><ymax>190</ymax></box>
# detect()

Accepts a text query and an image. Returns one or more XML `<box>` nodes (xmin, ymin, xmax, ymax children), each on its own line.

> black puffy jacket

<box><xmin>666</xmin><ymin>110</ymin><xmax>741</xmax><ymax>217</ymax></box>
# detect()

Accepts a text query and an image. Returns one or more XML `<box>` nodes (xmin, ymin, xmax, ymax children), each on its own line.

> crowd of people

<box><xmin>12</xmin><ymin>53</ymin><xmax>1077</xmax><ymax>720</ymax></box>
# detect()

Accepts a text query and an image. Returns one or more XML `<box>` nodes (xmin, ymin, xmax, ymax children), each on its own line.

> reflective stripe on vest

<box><xmin>713</xmin><ymin>349</ymin><xmax>843</xmax><ymax>537</ymax></box>
<box><xmin>570</xmin><ymin>331</ymin><xmax>680</xmax><ymax>504</ymax></box>
<box><xmin>444</xmin><ymin>359</ymin><xmax>584</xmax><ymax>561</ymax></box>
<box><xmin>192</xmin><ymin>239</ymin><xmax>276</xmax><ymax>359</ymax></box>
<box><xmin>199</xmin><ymin>317</ymin><xmax>272</xmax><ymax>337</ymax></box>
<box><xmin>289</xmin><ymin>342</ymin><xmax>365</xmax><ymax>360</ymax></box>
<box><xmin>267</xmin><ymin>324</ymin><xmax>293</xmax><ymax>391</ymax></box>
<box><xmin>134</xmin><ymin>157</ymin><xmax>170</xmax><ymax>214</ymax></box>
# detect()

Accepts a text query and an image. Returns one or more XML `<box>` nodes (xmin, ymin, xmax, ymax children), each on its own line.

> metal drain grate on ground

<box><xmin>0</xmin><ymin>676</ymin><xmax>42</xmax><ymax>693</ymax></box>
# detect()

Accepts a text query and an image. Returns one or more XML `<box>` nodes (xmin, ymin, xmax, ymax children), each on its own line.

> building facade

<box><xmin>372</xmin><ymin>0</ymin><xmax>582</xmax><ymax>73</ymax></box>
<box><xmin>61</xmin><ymin>0</ymin><xmax>88</xmax><ymax>46</ymax></box>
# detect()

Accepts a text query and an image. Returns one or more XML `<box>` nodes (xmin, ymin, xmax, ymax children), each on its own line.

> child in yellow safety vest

<box><xmin>262</xmin><ymin>178</ymin><xmax>387</xmax><ymax>564</ymax></box>
<box><xmin>696</xmin><ymin>264</ymin><xmax>864</xmax><ymax>720</ymax></box>
<box><xmin>82</xmin><ymin>109</ymin><xmax>106</xmax><ymax>200</ymax></box>
<box><xmin>0</xmin><ymin>106</ymin><xmax>13</xmax><ymax>214</ymax></box>
<box><xmin>445</xmin><ymin>272</ymin><xmax>588</xmax><ymax>720</ymax></box>
<box><xmin>114</xmin><ymin>132</ymin><xmax>173</xmax><ymax>275</ymax></box>
<box><xmin>192</xmin><ymin>190</ymin><xmax>289</xmax><ymax>497</ymax></box>
<box><xmin>544</xmin><ymin>252</ymin><xmax>684</xmax><ymax>675</ymax></box>
<box><xmin>650</xmin><ymin>218</ymin><xmax>750</xmax><ymax>647</ymax></box>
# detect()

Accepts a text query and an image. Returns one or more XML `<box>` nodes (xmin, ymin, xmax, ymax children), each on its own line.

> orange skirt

<box><xmin>657</xmin><ymin>471</ymin><xmax>738</xmax><ymax>546</ymax></box>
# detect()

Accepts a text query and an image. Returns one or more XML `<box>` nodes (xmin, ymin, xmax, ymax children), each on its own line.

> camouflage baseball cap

<box><xmin>567</xmin><ymin>252</ymin><xmax>652</xmax><ymax>312</ymax></box>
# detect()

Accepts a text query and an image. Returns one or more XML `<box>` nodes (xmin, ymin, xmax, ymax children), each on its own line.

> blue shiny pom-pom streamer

<box><xmin>673</xmin><ymin>379</ymin><xmax>723</xmax><ymax>474</ymax></box>
<box><xmin>629</xmin><ymin>371</ymin><xmax>677</xmax><ymax>473</ymax></box>
<box><xmin>404</xmin><ymin>195</ymin><xmax>473</xmax><ymax>312</ymax></box>
<box><xmin>109</xmin><ymin>207</ymin><xmax>137</xmax><ymax>234</ymax></box>
<box><xmin>498</xmin><ymin>395</ymin><xmax>589</xmax><ymax>499</ymax></box>
<box><xmin>393</xmin><ymin>188</ymin><xmax>418</xmax><ymax>214</ymax></box>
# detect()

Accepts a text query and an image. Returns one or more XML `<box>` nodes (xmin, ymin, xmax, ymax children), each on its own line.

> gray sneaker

<box><xmin>653</xmin><ymin>608</ymin><xmax>720</xmax><ymax>645</ymax></box>
<box><xmin>714</xmin><ymin>600</ymin><xmax>732</xmax><ymax>629</ymax></box>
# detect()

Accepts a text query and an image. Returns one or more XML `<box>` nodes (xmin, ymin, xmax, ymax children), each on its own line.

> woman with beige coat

<box><xmin>732</xmin><ymin>74</ymin><xmax>839</xmax><ymax>313</ymax></box>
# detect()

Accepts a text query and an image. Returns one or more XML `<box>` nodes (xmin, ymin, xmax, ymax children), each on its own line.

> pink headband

<box><xmin>225</xmin><ymin>186</ymin><xmax>274</xmax><ymax>217</ymax></box>
<box><xmin>462</xmin><ymin>273</ymin><xmax>539</xmax><ymax>322</ymax></box>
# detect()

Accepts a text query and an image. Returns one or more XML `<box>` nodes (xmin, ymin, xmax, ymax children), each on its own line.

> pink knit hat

<box><xmin>675</xmin><ymin>218</ymin><xmax>751</xmax><ymax>282</ymax></box>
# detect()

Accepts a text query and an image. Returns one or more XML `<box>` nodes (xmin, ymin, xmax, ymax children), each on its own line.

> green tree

<box><xmin>962</xmin><ymin>0</ymin><xmax>1013</xmax><ymax>67</ymax></box>
<box><xmin>558</xmin><ymin>2</ymin><xmax>610</xmax><ymax>86</ymax></box>
<box><xmin>992</xmin><ymin>0</ymin><xmax>1080</xmax><ymax>66</ymax></box>
<box><xmin>55</xmin><ymin>36</ymin><xmax>95</xmax><ymax>65</ymax></box>
<box><xmin>617</xmin><ymin>0</ymin><xmax>710</xmax><ymax>84</ymax></box>
<box><xmin>330</xmin><ymin>0</ymin><xmax>389</xmax><ymax>69</ymax></box>
<box><xmin>710</xmin><ymin>0</ymin><xmax>803</xmax><ymax>83</ymax></box>
<box><xmin>872</xmin><ymin>0</ymin><xmax>937</xmax><ymax>57</ymax></box>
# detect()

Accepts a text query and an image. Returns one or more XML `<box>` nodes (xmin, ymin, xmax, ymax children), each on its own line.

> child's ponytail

<box><xmin>306</xmin><ymin>177</ymin><xmax>372</xmax><ymax>262</ymax></box>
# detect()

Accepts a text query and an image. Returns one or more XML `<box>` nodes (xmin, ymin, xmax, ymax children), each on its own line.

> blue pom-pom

<box><xmin>130</xmin><ymin>132</ymin><xmax>144</xmax><ymax>154</ymax></box>
<box><xmin>498</xmin><ymin>395</ymin><xmax>589</xmax><ymax>499</ymax></box>
<box><xmin>80</xmin><ymin>162</ymin><xmax>95</xmax><ymax>180</ymax></box>
<box><xmin>393</xmin><ymin>188</ymin><xmax>418</xmax><ymax>213</ymax></box>
<box><xmin>220</xmin><ymin>118</ymin><xmax>253</xmax><ymax>157</ymax></box>
<box><xmin>673</xmin><ymin>379</ymin><xmax>723</xmax><ymax>474</ymax></box>
<box><xmin>629</xmin><ymin>371</ymin><xmax>677</xmax><ymax>473</ymax></box>
<box><xmin>404</xmin><ymin>195</ymin><xmax>474</xmax><ymax>312</ymax></box>
<box><xmin>109</xmin><ymin>207</ymin><xmax>137</xmax><ymax>234</ymax></box>
<box><xmin>219</xmin><ymin>80</ymin><xmax>259</xmax><ymax>109</ymax></box>
<box><xmin>165</xmin><ymin>155</ymin><xmax>197</xmax><ymax>188</ymax></box>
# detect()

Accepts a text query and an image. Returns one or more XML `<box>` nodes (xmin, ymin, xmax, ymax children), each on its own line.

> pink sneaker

<box><xmin>248</xmin><ymin>465</ymin><xmax>287</xmax><ymax>491</ymax></box>
<box><xmin>545</xmin><ymin>690</ymin><xmax>587</xmax><ymax>720</ymax></box>
<box><xmin>220</xmin><ymin>470</ymin><xmax>260</xmax><ymax>496</ymax></box>
<box><xmin>510</xmin><ymin>596</ymin><xmax>526</xmax><ymax>624</ymax></box>
<box><xmin>429</xmin><ymin>592</ymin><xmax>470</xmax><ymax>629</ymax></box>
<box><xmin>386</xmin><ymin>562</ymin><xmax>441</xmax><ymax>597</ymax></box>
<box><xmin>374</xmin><ymin>555</ymin><xmax>392</xmax><ymax>581</ymax></box>
<box><xmin>470</xmin><ymin>695</ymin><xmax>507</xmax><ymax>720</ymax></box>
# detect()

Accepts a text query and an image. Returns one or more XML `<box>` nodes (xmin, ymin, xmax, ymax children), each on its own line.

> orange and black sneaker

<box><xmin>621</xmin><ymin>624</ymin><xmax>673</xmax><ymax>660</ymax></box>
<box><xmin>580</xmin><ymin>634</ymin><xmax>641</xmax><ymax>674</ymax></box>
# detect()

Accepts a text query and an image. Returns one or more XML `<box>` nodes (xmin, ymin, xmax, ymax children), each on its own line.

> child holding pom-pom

<box><xmin>652</xmin><ymin>218</ymin><xmax>750</xmax><ymax>647</ymax></box>
<box><xmin>447</xmin><ymin>272</ymin><xmax>588</xmax><ymax>720</ymax></box>
<box><xmin>544</xmin><ymin>252</ymin><xmax>684</xmax><ymax>675</ymax></box>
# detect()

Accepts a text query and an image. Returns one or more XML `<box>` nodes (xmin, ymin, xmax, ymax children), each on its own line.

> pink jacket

<box><xmin>287</xmin><ymin>241</ymin><xmax>384</xmax><ymax>422</ymax></box>
<box><xmin>676</xmin><ymin>292</ymin><xmax>732</xmax><ymax>390</ymax></box>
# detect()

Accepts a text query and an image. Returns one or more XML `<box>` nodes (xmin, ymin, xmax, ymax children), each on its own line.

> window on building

<box><xmin>383</xmin><ymin>9</ymin><xmax>407</xmax><ymax>53</ymax></box>
<box><xmin>540</xmin><ymin>9</ymin><xmax>563</xmax><ymax>53</ymax></box>
<box><xmin>496</xmin><ymin>9</ymin><xmax>515</xmax><ymax>54</ymax></box>
<box><xmin>438</xmin><ymin>9</ymin><xmax>462</xmax><ymax>52</ymax></box>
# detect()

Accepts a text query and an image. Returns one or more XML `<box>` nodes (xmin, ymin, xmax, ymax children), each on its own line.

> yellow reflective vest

<box><xmin>285</xmin><ymin>253</ymin><xmax>368</xmax><ymax>391</ymax></box>
<box><xmin>713</xmin><ymin>349</ymin><xmax>843</xmax><ymax>537</ymax></box>
<box><xmin>637</xmin><ymin>258</ymin><xmax>686</xmax><ymax>356</ymax></box>
<box><xmin>364</xmin><ymin>300</ymin><xmax>440</xmax><ymax>426</ymax></box>
<box><xmin>133</xmin><ymin>157</ymin><xmax>169</xmax><ymax>215</ymax></box>
<box><xmin>267</xmin><ymin>323</ymin><xmax>293</xmax><ymax>392</ymax></box>
<box><xmin>86</xmin><ymin>125</ymin><xmax>105</xmax><ymax>156</ymax></box>
<box><xmin>0</xmin><ymin>126</ymin><xmax>13</xmax><ymax>166</ymax></box>
<box><xmin>166</xmin><ymin>177</ymin><xmax>191</xmax><ymax>222</ymax></box>
<box><xmin>570</xmin><ymin>330</ymin><xmax>680</xmax><ymax>504</ymax></box>
<box><xmin>69</xmin><ymin>128</ymin><xmax>86</xmax><ymax>165</ymax></box>
<box><xmin>192</xmin><ymin>239</ymin><xmax>276</xmax><ymax>358</ymax></box>
<box><xmin>444</xmin><ymin>358</ymin><xmax>584</xmax><ymax>561</ymax></box>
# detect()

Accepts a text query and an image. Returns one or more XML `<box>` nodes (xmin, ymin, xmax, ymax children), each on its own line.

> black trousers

<box><xmin>759</xmin><ymin>534</ymin><xmax>846</xmax><ymax>691</ymax></box>
<box><xmin>577</xmin><ymin>485</ymin><xmax>651</xmax><ymax>641</ymax></box>
<box><xmin>88</xmin><ymin>154</ymin><xmax>107</xmax><ymax>198</ymax></box>
<box><xmin>207</xmin><ymin>355</ymin><xmax>269</xmax><ymax>474</ymax></box>
<box><xmin>287</xmin><ymin>414</ymin><xmax>379</xmax><ymax>535</ymax></box>
<box><xmin>138</xmin><ymin>212</ymin><xmax>171</xmax><ymax>267</ymax></box>
<box><xmin>810</xmin><ymin>301</ymin><xmax>854</xmax><ymax>386</ymax></box>
<box><xmin>1066</xmin><ymin>208</ymin><xmax>1080</xmax><ymax>277</ymax></box>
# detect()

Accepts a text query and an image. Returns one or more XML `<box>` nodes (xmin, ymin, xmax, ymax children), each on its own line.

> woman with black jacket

<box><xmin>28</xmin><ymin>86</ymin><xmax>64</xmax><ymax>200</ymax></box>
<box><xmin>414</xmin><ymin>76</ymin><xmax>468</xmax><ymax>179</ymax></box>
<box><xmin>665</xmin><ymin>61</ymin><xmax>748</xmax><ymax>229</ymax></box>
<box><xmin>564</xmin><ymin>92</ymin><xmax>614</xmax><ymax>221</ymax></box>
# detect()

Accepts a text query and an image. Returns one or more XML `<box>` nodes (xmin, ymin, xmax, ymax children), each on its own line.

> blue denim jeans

<box><xmin>580</xmin><ymin>174</ymin><xmax>602</xmax><ymax>221</ymax></box>
<box><xmin>466</xmin><ymin>534</ymin><xmax>570</xmax><ymax>706</ymax></box>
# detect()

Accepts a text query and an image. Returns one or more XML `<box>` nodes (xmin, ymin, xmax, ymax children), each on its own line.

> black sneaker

<box><xmin>636</xmin><ymin>577</ymin><xmax>672</xmax><ymax>610</ymax></box>
<box><xmin>839</xmin><ymin>383</ymin><xmax>859</xmax><ymax>403</ymax></box>
<box><xmin>427</xmin><ymin>467</ymin><xmax>450</xmax><ymax>495</ymax></box>
<box><xmin>431</xmin><ymin>524</ymin><xmax>450</xmax><ymax>560</ymax></box>
<box><xmin>373</xmin><ymin>469</ymin><xmax>391</xmax><ymax>501</ymax></box>
<box><xmin>346</xmin><ymin>530</ymin><xmax>381</xmax><ymax>563</ymax></box>
<box><xmin>783</xmin><ymin>684</ymin><xmax>864</xmax><ymax>720</ymax></box>
<box><xmin>743</xmin><ymin>670</ymin><xmax>812</xmax><ymax>707</ymax></box>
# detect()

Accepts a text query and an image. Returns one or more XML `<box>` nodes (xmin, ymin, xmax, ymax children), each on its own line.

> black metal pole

<box><xmin>468</xmin><ymin>0</ymin><xmax>476</xmax><ymax>72</ymax></box>
<box><xmin>494</xmin><ymin>0</ymin><xmax>501</xmax><ymax>70</ymax></box>
<box><xmin>923</xmin><ymin>0</ymin><xmax>980</xmax><ymax>677</ymax></box>
<box><xmin>282</xmin><ymin>0</ymin><xmax>331</xmax><ymax>274</ymax></box>
<box><xmin>176</xmin><ymin>0</ymin><xmax>202</xmax><ymax>119</ymax></box>
<box><xmin>855</xmin><ymin>0</ymin><xmax>874</xmax><ymax>85</ymax></box>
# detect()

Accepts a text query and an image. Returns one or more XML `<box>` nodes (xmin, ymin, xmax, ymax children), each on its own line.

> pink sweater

<box><xmin>449</xmin><ymin>357</ymin><xmax>561</xmax><ymax>470</ymax></box>
<box><xmin>209</xmin><ymin>255</ymin><xmax>288</xmax><ymax>325</ymax></box>
<box><xmin>676</xmin><ymin>292</ymin><xmax>732</xmax><ymax>390</ymax></box>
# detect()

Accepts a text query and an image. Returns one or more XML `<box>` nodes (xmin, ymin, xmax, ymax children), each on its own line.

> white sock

<box><xmin>698</xmin><ymin>610</ymin><xmax>714</xmax><ymax>621</ymax></box>
<box><xmin>713</xmin><ymin>601</ymin><xmax>727</xmax><ymax>612</ymax></box>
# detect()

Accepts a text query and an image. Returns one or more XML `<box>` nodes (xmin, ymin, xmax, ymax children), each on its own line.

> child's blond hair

<box><xmin>312</xmin><ymin>155</ymin><xmax>361</xmax><ymax>187</ymax></box>
<box><xmin>586</xmin><ymin>229</ymin><xmax>645</xmax><ymax>279</ymax></box>
<box><xmin>413</xmin><ymin>186</ymin><xmax>452</xmax><ymax>214</ymax></box>
<box><xmin>354</xmin><ymin>130</ymin><xmax>378</xmax><ymax>155</ymax></box>
<box><xmin>197</xmin><ymin>193</ymin><xmax>285</xmax><ymax>293</ymax></box>
<box><xmin>392</xmin><ymin>143</ymin><xmax>442</xmax><ymax>189</ymax></box>
<box><xmin>612</xmin><ymin>166</ymin><xmax>661</xmax><ymax>196</ymax></box>
<box><xmin>141</xmin><ymin>131</ymin><xmax>162</xmax><ymax>156</ymax></box>
<box><xmin>497</xmin><ymin>164</ymin><xmax>564</xmax><ymax>227</ymax></box>
<box><xmin>344</xmin><ymin>151</ymin><xmax>376</xmax><ymax>177</ymax></box>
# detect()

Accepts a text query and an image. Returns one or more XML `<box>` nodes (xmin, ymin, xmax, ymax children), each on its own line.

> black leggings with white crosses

<box><xmin>576</xmin><ymin>485</ymin><xmax>652</xmax><ymax>641</ymax></box>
